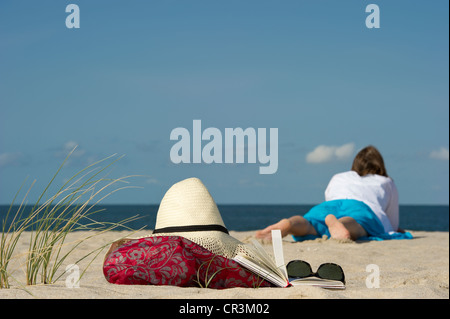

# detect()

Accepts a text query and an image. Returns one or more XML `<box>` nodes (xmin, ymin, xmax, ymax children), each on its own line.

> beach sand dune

<box><xmin>1</xmin><ymin>230</ymin><xmax>448</xmax><ymax>299</ymax></box>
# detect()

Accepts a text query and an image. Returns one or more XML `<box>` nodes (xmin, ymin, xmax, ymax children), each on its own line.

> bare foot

<box><xmin>255</xmin><ymin>218</ymin><xmax>291</xmax><ymax>243</ymax></box>
<box><xmin>325</xmin><ymin>215</ymin><xmax>351</xmax><ymax>240</ymax></box>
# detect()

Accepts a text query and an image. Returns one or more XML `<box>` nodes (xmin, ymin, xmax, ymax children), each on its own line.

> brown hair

<box><xmin>351</xmin><ymin>146</ymin><xmax>388</xmax><ymax>177</ymax></box>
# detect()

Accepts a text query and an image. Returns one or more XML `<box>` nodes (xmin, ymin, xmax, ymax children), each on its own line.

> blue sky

<box><xmin>0</xmin><ymin>0</ymin><xmax>448</xmax><ymax>205</ymax></box>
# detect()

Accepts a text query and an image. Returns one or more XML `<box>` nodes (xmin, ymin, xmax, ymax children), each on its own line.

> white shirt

<box><xmin>324</xmin><ymin>171</ymin><xmax>399</xmax><ymax>233</ymax></box>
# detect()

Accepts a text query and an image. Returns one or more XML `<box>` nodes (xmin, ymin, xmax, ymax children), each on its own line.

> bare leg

<box><xmin>325</xmin><ymin>215</ymin><xmax>368</xmax><ymax>240</ymax></box>
<box><xmin>288</xmin><ymin>216</ymin><xmax>318</xmax><ymax>237</ymax></box>
<box><xmin>255</xmin><ymin>216</ymin><xmax>317</xmax><ymax>241</ymax></box>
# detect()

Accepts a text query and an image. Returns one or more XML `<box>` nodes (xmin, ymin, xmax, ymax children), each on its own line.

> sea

<box><xmin>1</xmin><ymin>204</ymin><xmax>448</xmax><ymax>232</ymax></box>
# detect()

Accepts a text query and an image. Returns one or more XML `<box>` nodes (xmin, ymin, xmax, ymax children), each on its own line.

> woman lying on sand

<box><xmin>256</xmin><ymin>145</ymin><xmax>411</xmax><ymax>242</ymax></box>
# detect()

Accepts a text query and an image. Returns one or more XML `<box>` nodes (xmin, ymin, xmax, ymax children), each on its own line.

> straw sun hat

<box><xmin>143</xmin><ymin>177</ymin><xmax>253</xmax><ymax>259</ymax></box>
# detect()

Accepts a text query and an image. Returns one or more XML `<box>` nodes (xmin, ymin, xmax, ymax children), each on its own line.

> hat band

<box><xmin>152</xmin><ymin>224</ymin><xmax>229</xmax><ymax>235</ymax></box>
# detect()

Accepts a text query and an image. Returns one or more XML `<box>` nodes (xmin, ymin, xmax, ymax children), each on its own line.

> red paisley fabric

<box><xmin>103</xmin><ymin>235</ymin><xmax>274</xmax><ymax>289</ymax></box>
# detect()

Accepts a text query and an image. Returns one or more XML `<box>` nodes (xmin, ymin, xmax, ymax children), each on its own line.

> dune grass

<box><xmin>0</xmin><ymin>147</ymin><xmax>142</xmax><ymax>289</ymax></box>
<box><xmin>194</xmin><ymin>256</ymin><xmax>231</xmax><ymax>288</ymax></box>
<box><xmin>0</xmin><ymin>179</ymin><xmax>38</xmax><ymax>288</ymax></box>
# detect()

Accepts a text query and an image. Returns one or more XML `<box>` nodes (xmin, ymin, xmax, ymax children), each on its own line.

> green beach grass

<box><xmin>0</xmin><ymin>147</ymin><xmax>142</xmax><ymax>289</ymax></box>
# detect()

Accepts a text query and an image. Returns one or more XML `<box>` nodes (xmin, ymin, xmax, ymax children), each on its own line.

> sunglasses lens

<box><xmin>317</xmin><ymin>264</ymin><xmax>345</xmax><ymax>282</ymax></box>
<box><xmin>287</xmin><ymin>261</ymin><xmax>313</xmax><ymax>278</ymax></box>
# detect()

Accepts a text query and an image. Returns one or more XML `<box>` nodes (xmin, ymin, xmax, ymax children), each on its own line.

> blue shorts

<box><xmin>292</xmin><ymin>199</ymin><xmax>413</xmax><ymax>242</ymax></box>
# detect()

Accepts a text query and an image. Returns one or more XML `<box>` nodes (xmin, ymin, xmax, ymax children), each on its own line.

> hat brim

<box><xmin>138</xmin><ymin>230</ymin><xmax>255</xmax><ymax>259</ymax></box>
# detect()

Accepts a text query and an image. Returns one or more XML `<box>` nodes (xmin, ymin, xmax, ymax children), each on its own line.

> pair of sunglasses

<box><xmin>286</xmin><ymin>260</ymin><xmax>345</xmax><ymax>284</ymax></box>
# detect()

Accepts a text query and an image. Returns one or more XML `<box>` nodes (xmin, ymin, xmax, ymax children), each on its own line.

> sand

<box><xmin>0</xmin><ymin>230</ymin><xmax>448</xmax><ymax>299</ymax></box>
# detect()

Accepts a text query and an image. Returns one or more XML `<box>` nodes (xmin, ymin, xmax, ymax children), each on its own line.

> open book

<box><xmin>233</xmin><ymin>230</ymin><xmax>345</xmax><ymax>289</ymax></box>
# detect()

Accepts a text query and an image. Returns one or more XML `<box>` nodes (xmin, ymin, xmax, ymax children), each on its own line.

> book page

<box><xmin>249</xmin><ymin>240</ymin><xmax>277</xmax><ymax>268</ymax></box>
<box><xmin>271</xmin><ymin>229</ymin><xmax>288</xmax><ymax>279</ymax></box>
<box><xmin>233</xmin><ymin>232</ymin><xmax>289</xmax><ymax>287</ymax></box>
<box><xmin>233</xmin><ymin>255</ymin><xmax>288</xmax><ymax>287</ymax></box>
<box><xmin>289</xmin><ymin>277</ymin><xmax>345</xmax><ymax>289</ymax></box>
